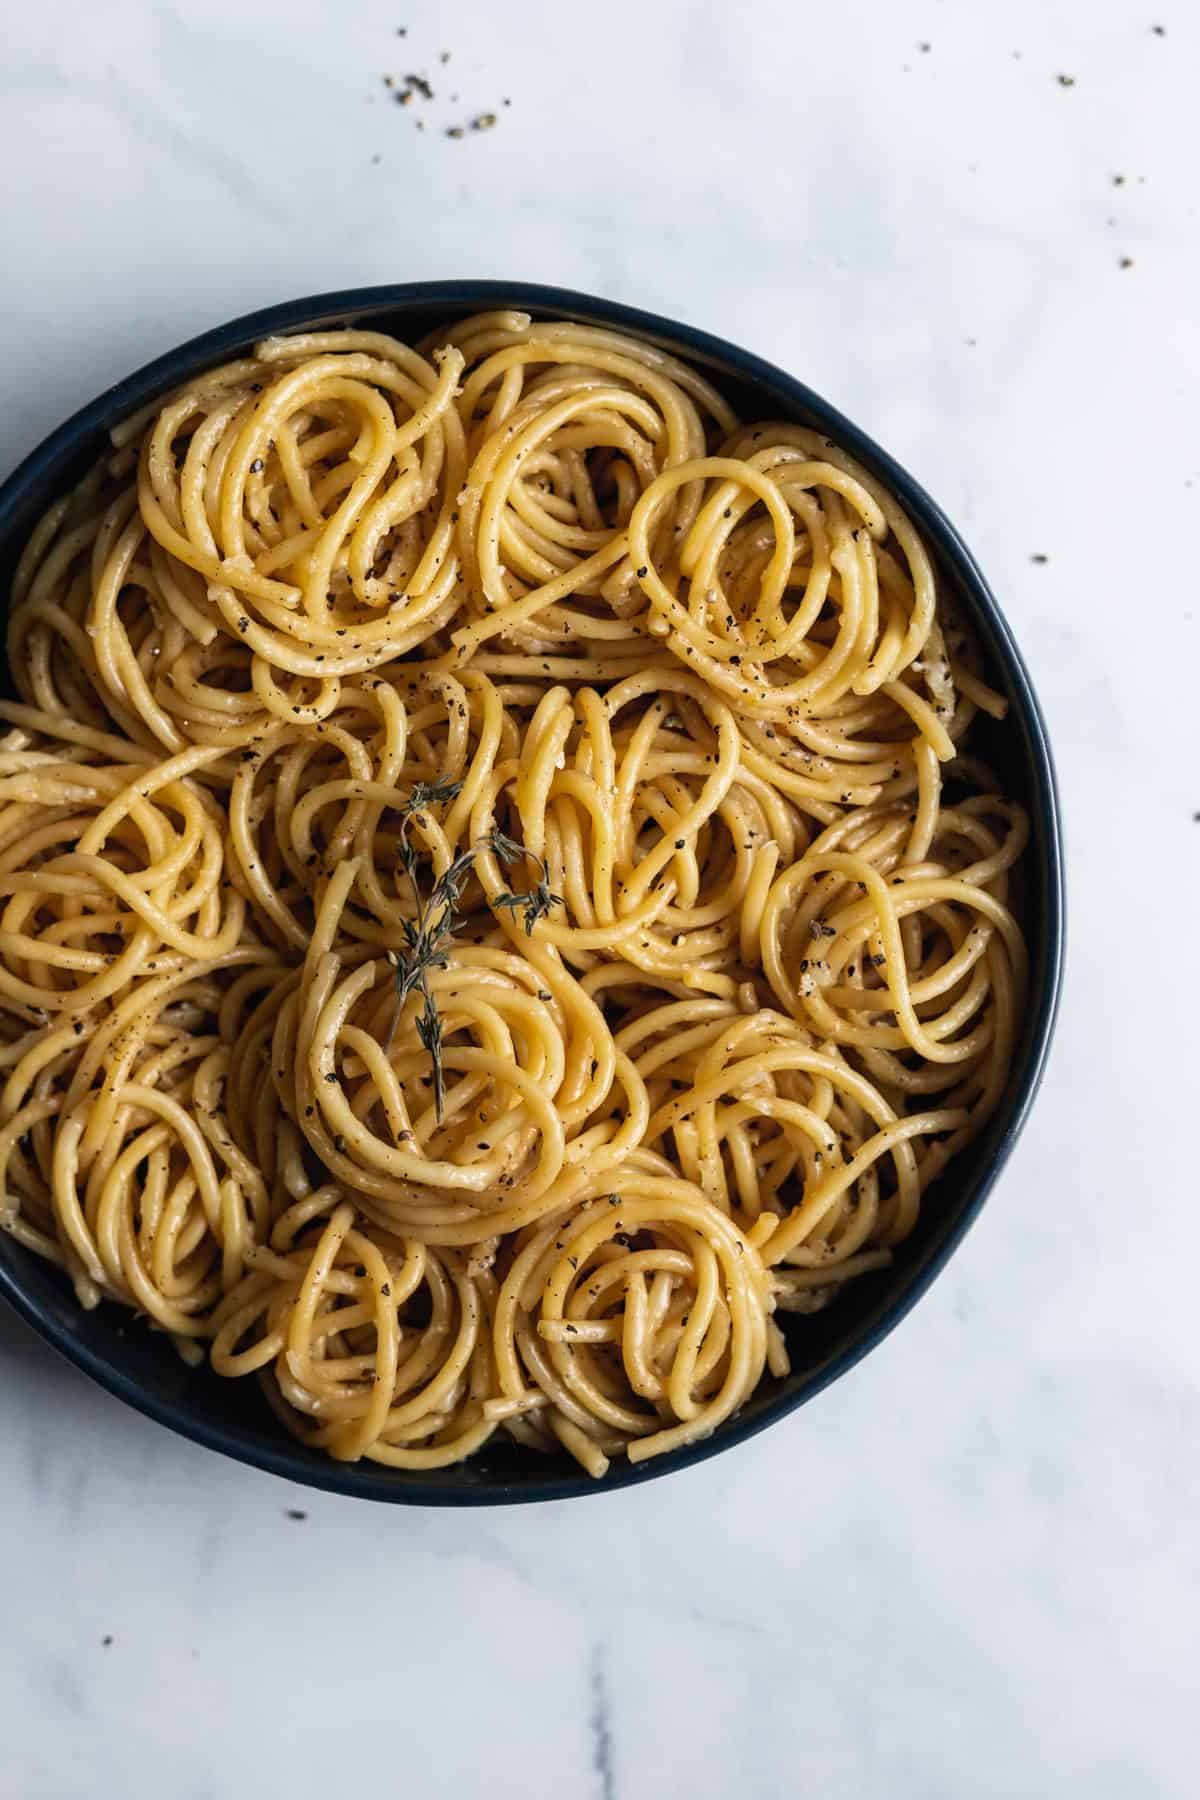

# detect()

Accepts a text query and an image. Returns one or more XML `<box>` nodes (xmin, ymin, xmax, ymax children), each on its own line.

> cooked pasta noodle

<box><xmin>0</xmin><ymin>313</ymin><xmax>1027</xmax><ymax>1476</ymax></box>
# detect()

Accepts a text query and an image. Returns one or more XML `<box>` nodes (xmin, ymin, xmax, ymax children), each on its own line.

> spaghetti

<box><xmin>0</xmin><ymin>313</ymin><xmax>1027</xmax><ymax>1476</ymax></box>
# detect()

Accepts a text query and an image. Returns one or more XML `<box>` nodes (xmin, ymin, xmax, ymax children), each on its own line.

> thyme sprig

<box><xmin>384</xmin><ymin>781</ymin><xmax>562</xmax><ymax>1121</ymax></box>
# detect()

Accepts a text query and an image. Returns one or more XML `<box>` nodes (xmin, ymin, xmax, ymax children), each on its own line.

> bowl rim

<box><xmin>0</xmin><ymin>281</ymin><xmax>1064</xmax><ymax>1505</ymax></box>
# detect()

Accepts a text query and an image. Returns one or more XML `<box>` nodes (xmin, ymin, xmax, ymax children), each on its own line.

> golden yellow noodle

<box><xmin>0</xmin><ymin>313</ymin><xmax>1027</xmax><ymax>1477</ymax></box>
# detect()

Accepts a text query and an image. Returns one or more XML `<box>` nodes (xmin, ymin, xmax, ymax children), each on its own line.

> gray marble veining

<box><xmin>1</xmin><ymin>2</ymin><xmax>1197</xmax><ymax>1795</ymax></box>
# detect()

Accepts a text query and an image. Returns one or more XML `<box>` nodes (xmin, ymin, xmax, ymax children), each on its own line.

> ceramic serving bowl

<box><xmin>0</xmin><ymin>283</ymin><xmax>1064</xmax><ymax>1504</ymax></box>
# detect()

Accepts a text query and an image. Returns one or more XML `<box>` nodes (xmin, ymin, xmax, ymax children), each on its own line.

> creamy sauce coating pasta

<box><xmin>0</xmin><ymin>315</ymin><xmax>1026</xmax><ymax>1475</ymax></box>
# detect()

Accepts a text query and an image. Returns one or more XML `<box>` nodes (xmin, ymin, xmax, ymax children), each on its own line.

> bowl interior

<box><xmin>0</xmin><ymin>285</ymin><xmax>1062</xmax><ymax>1503</ymax></box>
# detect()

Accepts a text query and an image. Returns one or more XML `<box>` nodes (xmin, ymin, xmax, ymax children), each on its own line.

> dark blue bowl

<box><xmin>0</xmin><ymin>283</ymin><xmax>1064</xmax><ymax>1504</ymax></box>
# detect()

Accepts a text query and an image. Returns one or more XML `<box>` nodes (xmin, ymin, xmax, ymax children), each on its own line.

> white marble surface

<box><xmin>1</xmin><ymin>1</ymin><xmax>1197</xmax><ymax>1794</ymax></box>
